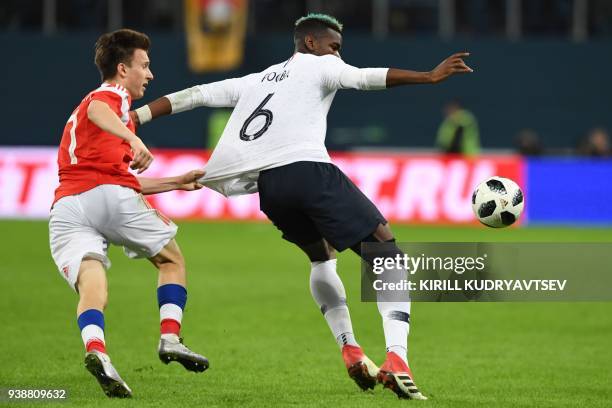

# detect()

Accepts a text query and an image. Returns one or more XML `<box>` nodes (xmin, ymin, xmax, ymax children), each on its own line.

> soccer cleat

<box><xmin>377</xmin><ymin>351</ymin><xmax>427</xmax><ymax>400</ymax></box>
<box><xmin>341</xmin><ymin>345</ymin><xmax>379</xmax><ymax>391</ymax></box>
<box><xmin>84</xmin><ymin>350</ymin><xmax>132</xmax><ymax>398</ymax></box>
<box><xmin>158</xmin><ymin>335</ymin><xmax>209</xmax><ymax>373</ymax></box>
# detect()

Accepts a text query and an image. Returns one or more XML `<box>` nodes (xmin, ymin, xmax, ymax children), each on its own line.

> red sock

<box><xmin>86</xmin><ymin>339</ymin><xmax>106</xmax><ymax>354</ymax></box>
<box><xmin>161</xmin><ymin>319</ymin><xmax>181</xmax><ymax>336</ymax></box>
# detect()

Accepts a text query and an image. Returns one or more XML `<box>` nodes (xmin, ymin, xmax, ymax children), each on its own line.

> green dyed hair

<box><xmin>294</xmin><ymin>13</ymin><xmax>343</xmax><ymax>33</ymax></box>
<box><xmin>293</xmin><ymin>13</ymin><xmax>343</xmax><ymax>47</ymax></box>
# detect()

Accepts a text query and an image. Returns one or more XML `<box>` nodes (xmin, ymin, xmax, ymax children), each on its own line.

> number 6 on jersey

<box><xmin>239</xmin><ymin>93</ymin><xmax>274</xmax><ymax>141</ymax></box>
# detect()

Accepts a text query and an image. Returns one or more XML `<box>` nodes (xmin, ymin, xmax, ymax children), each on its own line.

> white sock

<box><xmin>326</xmin><ymin>307</ymin><xmax>358</xmax><ymax>347</ymax></box>
<box><xmin>81</xmin><ymin>324</ymin><xmax>106</xmax><ymax>350</ymax></box>
<box><xmin>376</xmin><ymin>262</ymin><xmax>411</xmax><ymax>365</ymax></box>
<box><xmin>377</xmin><ymin>301</ymin><xmax>410</xmax><ymax>365</ymax></box>
<box><xmin>388</xmin><ymin>345</ymin><xmax>407</xmax><ymax>358</ymax></box>
<box><xmin>310</xmin><ymin>259</ymin><xmax>359</xmax><ymax>348</ymax></box>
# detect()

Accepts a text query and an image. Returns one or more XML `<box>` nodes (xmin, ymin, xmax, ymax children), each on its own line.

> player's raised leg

<box><xmin>300</xmin><ymin>239</ymin><xmax>378</xmax><ymax>391</ymax></box>
<box><xmin>77</xmin><ymin>259</ymin><xmax>132</xmax><ymax>398</ymax></box>
<box><xmin>149</xmin><ymin>239</ymin><xmax>209</xmax><ymax>372</ymax></box>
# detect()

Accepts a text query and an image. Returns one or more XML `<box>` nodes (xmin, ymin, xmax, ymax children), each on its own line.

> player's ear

<box><xmin>304</xmin><ymin>34</ymin><xmax>317</xmax><ymax>52</ymax></box>
<box><xmin>116</xmin><ymin>62</ymin><xmax>128</xmax><ymax>78</ymax></box>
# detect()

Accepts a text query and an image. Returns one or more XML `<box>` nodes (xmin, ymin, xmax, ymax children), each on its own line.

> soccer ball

<box><xmin>471</xmin><ymin>177</ymin><xmax>524</xmax><ymax>228</ymax></box>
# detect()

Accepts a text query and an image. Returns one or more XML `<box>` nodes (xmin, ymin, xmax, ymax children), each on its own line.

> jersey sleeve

<box><xmin>319</xmin><ymin>55</ymin><xmax>388</xmax><ymax>91</ymax></box>
<box><xmin>90</xmin><ymin>91</ymin><xmax>123</xmax><ymax>116</ymax></box>
<box><xmin>319</xmin><ymin>55</ymin><xmax>349</xmax><ymax>90</ymax></box>
<box><xmin>194</xmin><ymin>74</ymin><xmax>254</xmax><ymax>108</ymax></box>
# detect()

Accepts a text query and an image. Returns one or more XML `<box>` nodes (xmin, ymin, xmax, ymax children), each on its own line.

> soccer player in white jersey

<box><xmin>134</xmin><ymin>14</ymin><xmax>472</xmax><ymax>399</ymax></box>
<box><xmin>49</xmin><ymin>29</ymin><xmax>209</xmax><ymax>398</ymax></box>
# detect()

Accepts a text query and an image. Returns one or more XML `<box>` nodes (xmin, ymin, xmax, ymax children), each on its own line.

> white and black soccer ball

<box><xmin>471</xmin><ymin>177</ymin><xmax>524</xmax><ymax>228</ymax></box>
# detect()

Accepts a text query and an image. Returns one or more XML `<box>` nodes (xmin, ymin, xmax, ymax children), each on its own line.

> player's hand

<box><xmin>430</xmin><ymin>52</ymin><xmax>473</xmax><ymax>83</ymax></box>
<box><xmin>129</xmin><ymin>110</ymin><xmax>140</xmax><ymax>127</ymax></box>
<box><xmin>129</xmin><ymin>137</ymin><xmax>154</xmax><ymax>174</ymax></box>
<box><xmin>176</xmin><ymin>169</ymin><xmax>205</xmax><ymax>191</ymax></box>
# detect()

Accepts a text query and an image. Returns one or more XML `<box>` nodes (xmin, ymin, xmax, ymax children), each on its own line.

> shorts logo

<box><xmin>62</xmin><ymin>265</ymin><xmax>70</xmax><ymax>278</ymax></box>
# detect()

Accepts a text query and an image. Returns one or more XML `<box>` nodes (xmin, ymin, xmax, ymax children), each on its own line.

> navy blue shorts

<box><xmin>257</xmin><ymin>161</ymin><xmax>387</xmax><ymax>251</ymax></box>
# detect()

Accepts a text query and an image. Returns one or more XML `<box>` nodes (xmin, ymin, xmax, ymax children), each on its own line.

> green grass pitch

<box><xmin>1</xmin><ymin>220</ymin><xmax>611</xmax><ymax>407</ymax></box>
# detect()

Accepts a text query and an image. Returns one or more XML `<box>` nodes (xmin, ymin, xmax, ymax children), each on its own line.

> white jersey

<box><xmin>192</xmin><ymin>53</ymin><xmax>388</xmax><ymax>196</ymax></box>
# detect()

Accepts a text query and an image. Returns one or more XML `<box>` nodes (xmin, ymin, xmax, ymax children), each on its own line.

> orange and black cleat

<box><xmin>377</xmin><ymin>351</ymin><xmax>427</xmax><ymax>400</ymax></box>
<box><xmin>341</xmin><ymin>345</ymin><xmax>379</xmax><ymax>391</ymax></box>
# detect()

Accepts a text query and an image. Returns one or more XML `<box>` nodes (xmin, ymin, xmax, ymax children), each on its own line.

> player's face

<box><xmin>124</xmin><ymin>49</ymin><xmax>154</xmax><ymax>100</ymax></box>
<box><xmin>313</xmin><ymin>28</ymin><xmax>342</xmax><ymax>58</ymax></box>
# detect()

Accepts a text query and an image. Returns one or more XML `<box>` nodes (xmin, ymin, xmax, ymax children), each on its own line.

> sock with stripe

<box><xmin>77</xmin><ymin>309</ymin><xmax>106</xmax><ymax>354</ymax></box>
<box><xmin>310</xmin><ymin>259</ymin><xmax>359</xmax><ymax>348</ymax></box>
<box><xmin>377</xmin><ymin>300</ymin><xmax>410</xmax><ymax>365</ymax></box>
<box><xmin>374</xmin><ymin>252</ymin><xmax>411</xmax><ymax>366</ymax></box>
<box><xmin>157</xmin><ymin>284</ymin><xmax>187</xmax><ymax>340</ymax></box>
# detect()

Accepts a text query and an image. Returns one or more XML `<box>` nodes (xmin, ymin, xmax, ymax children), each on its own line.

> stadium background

<box><xmin>1</xmin><ymin>1</ymin><xmax>611</xmax><ymax>407</ymax></box>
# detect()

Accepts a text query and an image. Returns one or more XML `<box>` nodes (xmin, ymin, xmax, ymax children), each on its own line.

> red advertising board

<box><xmin>0</xmin><ymin>148</ymin><xmax>524</xmax><ymax>224</ymax></box>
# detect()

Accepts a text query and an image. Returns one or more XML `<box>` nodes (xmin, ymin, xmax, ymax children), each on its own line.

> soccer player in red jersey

<box><xmin>49</xmin><ymin>29</ymin><xmax>208</xmax><ymax>398</ymax></box>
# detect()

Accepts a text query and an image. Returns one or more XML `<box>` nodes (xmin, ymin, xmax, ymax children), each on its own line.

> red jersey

<box><xmin>54</xmin><ymin>83</ymin><xmax>141</xmax><ymax>204</ymax></box>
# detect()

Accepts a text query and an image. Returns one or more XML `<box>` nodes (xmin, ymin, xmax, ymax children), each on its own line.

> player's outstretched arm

<box><xmin>131</xmin><ymin>96</ymin><xmax>172</xmax><ymax>126</ymax></box>
<box><xmin>133</xmin><ymin>78</ymin><xmax>243</xmax><ymax>126</ymax></box>
<box><xmin>138</xmin><ymin>169</ymin><xmax>205</xmax><ymax>195</ymax></box>
<box><xmin>386</xmin><ymin>52</ymin><xmax>473</xmax><ymax>87</ymax></box>
<box><xmin>87</xmin><ymin>100</ymin><xmax>154</xmax><ymax>173</ymax></box>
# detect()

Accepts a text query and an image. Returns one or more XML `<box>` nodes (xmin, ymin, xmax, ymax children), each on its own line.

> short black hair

<box><xmin>94</xmin><ymin>29</ymin><xmax>150</xmax><ymax>81</ymax></box>
<box><xmin>294</xmin><ymin>13</ymin><xmax>343</xmax><ymax>45</ymax></box>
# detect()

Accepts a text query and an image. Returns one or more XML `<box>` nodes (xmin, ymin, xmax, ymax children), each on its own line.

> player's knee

<box><xmin>351</xmin><ymin>234</ymin><xmax>401</xmax><ymax>266</ymax></box>
<box><xmin>373</xmin><ymin>223</ymin><xmax>394</xmax><ymax>241</ymax></box>
<box><xmin>150</xmin><ymin>240</ymin><xmax>185</xmax><ymax>271</ymax></box>
<box><xmin>351</xmin><ymin>223</ymin><xmax>394</xmax><ymax>256</ymax></box>
<box><xmin>155</xmin><ymin>254</ymin><xmax>185</xmax><ymax>274</ymax></box>
<box><xmin>300</xmin><ymin>240</ymin><xmax>336</xmax><ymax>262</ymax></box>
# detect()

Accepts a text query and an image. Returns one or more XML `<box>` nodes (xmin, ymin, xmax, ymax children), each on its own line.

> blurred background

<box><xmin>1</xmin><ymin>0</ymin><xmax>611</xmax><ymax>225</ymax></box>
